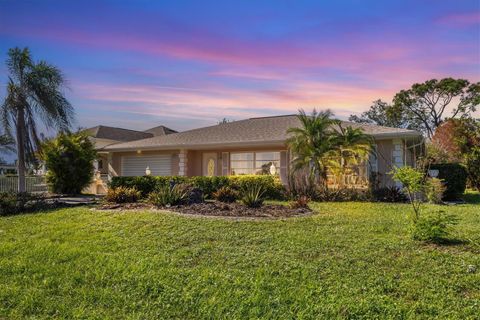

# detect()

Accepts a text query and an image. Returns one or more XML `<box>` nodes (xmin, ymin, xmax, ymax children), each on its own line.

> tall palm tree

<box><xmin>1</xmin><ymin>47</ymin><xmax>73</xmax><ymax>191</ymax></box>
<box><xmin>287</xmin><ymin>109</ymin><xmax>340</xmax><ymax>187</ymax></box>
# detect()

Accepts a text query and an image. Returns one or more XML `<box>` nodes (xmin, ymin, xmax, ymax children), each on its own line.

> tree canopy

<box><xmin>350</xmin><ymin>78</ymin><xmax>480</xmax><ymax>138</ymax></box>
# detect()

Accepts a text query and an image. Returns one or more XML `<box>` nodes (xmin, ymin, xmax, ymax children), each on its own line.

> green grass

<box><xmin>1</xmin><ymin>195</ymin><xmax>479</xmax><ymax>319</ymax></box>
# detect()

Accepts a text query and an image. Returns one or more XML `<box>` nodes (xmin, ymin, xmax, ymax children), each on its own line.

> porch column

<box><xmin>392</xmin><ymin>139</ymin><xmax>404</xmax><ymax>187</ymax></box>
<box><xmin>178</xmin><ymin>149</ymin><xmax>188</xmax><ymax>176</ymax></box>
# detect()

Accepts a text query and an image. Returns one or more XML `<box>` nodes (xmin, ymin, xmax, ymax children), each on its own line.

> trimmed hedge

<box><xmin>109</xmin><ymin>175</ymin><xmax>285</xmax><ymax>200</ymax></box>
<box><xmin>429</xmin><ymin>163</ymin><xmax>467</xmax><ymax>200</ymax></box>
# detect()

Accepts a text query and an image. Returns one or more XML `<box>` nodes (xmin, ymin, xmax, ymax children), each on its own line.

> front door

<box><xmin>202</xmin><ymin>153</ymin><xmax>218</xmax><ymax>176</ymax></box>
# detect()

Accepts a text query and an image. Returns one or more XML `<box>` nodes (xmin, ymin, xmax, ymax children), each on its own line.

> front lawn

<box><xmin>1</xmin><ymin>196</ymin><xmax>479</xmax><ymax>319</ymax></box>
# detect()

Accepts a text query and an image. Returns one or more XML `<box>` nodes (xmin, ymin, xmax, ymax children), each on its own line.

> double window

<box><xmin>230</xmin><ymin>152</ymin><xmax>280</xmax><ymax>175</ymax></box>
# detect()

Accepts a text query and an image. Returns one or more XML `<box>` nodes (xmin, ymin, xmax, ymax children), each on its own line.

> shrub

<box><xmin>40</xmin><ymin>131</ymin><xmax>97</xmax><ymax>194</ymax></box>
<box><xmin>0</xmin><ymin>192</ymin><xmax>50</xmax><ymax>216</ymax></box>
<box><xmin>148</xmin><ymin>184</ymin><xmax>188</xmax><ymax>207</ymax></box>
<box><xmin>429</xmin><ymin>163</ymin><xmax>467</xmax><ymax>200</ymax></box>
<box><xmin>109</xmin><ymin>175</ymin><xmax>284</xmax><ymax>200</ymax></box>
<box><xmin>425</xmin><ymin>178</ymin><xmax>446</xmax><ymax>204</ymax></box>
<box><xmin>372</xmin><ymin>186</ymin><xmax>407</xmax><ymax>203</ymax></box>
<box><xmin>104</xmin><ymin>187</ymin><xmax>140</xmax><ymax>204</ymax></box>
<box><xmin>287</xmin><ymin>171</ymin><xmax>319</xmax><ymax>200</ymax></box>
<box><xmin>181</xmin><ymin>185</ymin><xmax>204</xmax><ymax>204</ymax></box>
<box><xmin>241</xmin><ymin>183</ymin><xmax>266</xmax><ymax>208</ymax></box>
<box><xmin>317</xmin><ymin>188</ymin><xmax>370</xmax><ymax>202</ymax></box>
<box><xmin>213</xmin><ymin>186</ymin><xmax>238</xmax><ymax>203</ymax></box>
<box><xmin>411</xmin><ymin>211</ymin><xmax>458</xmax><ymax>243</ymax></box>
<box><xmin>465</xmin><ymin>147</ymin><xmax>480</xmax><ymax>191</ymax></box>
<box><xmin>289</xmin><ymin>195</ymin><xmax>310</xmax><ymax>209</ymax></box>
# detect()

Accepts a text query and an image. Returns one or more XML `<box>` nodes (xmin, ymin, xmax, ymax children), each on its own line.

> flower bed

<box><xmin>97</xmin><ymin>201</ymin><xmax>311</xmax><ymax>218</ymax></box>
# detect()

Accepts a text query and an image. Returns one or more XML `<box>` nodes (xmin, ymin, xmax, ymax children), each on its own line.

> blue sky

<box><xmin>0</xmin><ymin>0</ymin><xmax>479</xmax><ymax>135</ymax></box>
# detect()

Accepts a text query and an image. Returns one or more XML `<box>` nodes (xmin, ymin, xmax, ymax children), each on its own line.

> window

<box><xmin>230</xmin><ymin>152</ymin><xmax>280</xmax><ymax>175</ymax></box>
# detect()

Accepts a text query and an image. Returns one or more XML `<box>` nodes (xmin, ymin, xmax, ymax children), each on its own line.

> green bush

<box><xmin>213</xmin><ymin>186</ymin><xmax>238</xmax><ymax>203</ymax></box>
<box><xmin>104</xmin><ymin>187</ymin><xmax>141</xmax><ymax>204</ymax></box>
<box><xmin>40</xmin><ymin>132</ymin><xmax>97</xmax><ymax>194</ymax></box>
<box><xmin>241</xmin><ymin>183</ymin><xmax>266</xmax><ymax>208</ymax></box>
<box><xmin>109</xmin><ymin>175</ymin><xmax>284</xmax><ymax>200</ymax></box>
<box><xmin>425</xmin><ymin>178</ymin><xmax>446</xmax><ymax>204</ymax></box>
<box><xmin>411</xmin><ymin>211</ymin><xmax>458</xmax><ymax>243</ymax></box>
<box><xmin>317</xmin><ymin>188</ymin><xmax>371</xmax><ymax>202</ymax></box>
<box><xmin>465</xmin><ymin>147</ymin><xmax>480</xmax><ymax>191</ymax></box>
<box><xmin>371</xmin><ymin>186</ymin><xmax>407</xmax><ymax>203</ymax></box>
<box><xmin>148</xmin><ymin>184</ymin><xmax>189</xmax><ymax>207</ymax></box>
<box><xmin>0</xmin><ymin>192</ymin><xmax>50</xmax><ymax>216</ymax></box>
<box><xmin>429</xmin><ymin>163</ymin><xmax>467</xmax><ymax>200</ymax></box>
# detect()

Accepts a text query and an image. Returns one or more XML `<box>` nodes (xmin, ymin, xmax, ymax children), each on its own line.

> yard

<box><xmin>0</xmin><ymin>195</ymin><xmax>479</xmax><ymax>319</ymax></box>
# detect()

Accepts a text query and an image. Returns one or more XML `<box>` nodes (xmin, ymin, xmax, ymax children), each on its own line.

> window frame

<box><xmin>229</xmin><ymin>151</ymin><xmax>282</xmax><ymax>176</ymax></box>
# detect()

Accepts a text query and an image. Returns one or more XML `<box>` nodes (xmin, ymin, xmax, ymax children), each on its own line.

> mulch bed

<box><xmin>97</xmin><ymin>201</ymin><xmax>311</xmax><ymax>218</ymax></box>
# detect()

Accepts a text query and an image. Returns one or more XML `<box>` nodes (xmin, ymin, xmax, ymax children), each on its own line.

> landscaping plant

<box><xmin>213</xmin><ymin>186</ymin><xmax>238</xmax><ymax>203</ymax></box>
<box><xmin>289</xmin><ymin>195</ymin><xmax>310</xmax><ymax>209</ymax></box>
<box><xmin>148</xmin><ymin>184</ymin><xmax>188</xmax><ymax>207</ymax></box>
<box><xmin>0</xmin><ymin>192</ymin><xmax>51</xmax><ymax>216</ymax></box>
<box><xmin>241</xmin><ymin>183</ymin><xmax>266</xmax><ymax>208</ymax></box>
<box><xmin>104</xmin><ymin>187</ymin><xmax>141</xmax><ymax>204</ymax></box>
<box><xmin>411</xmin><ymin>210</ymin><xmax>458</xmax><ymax>243</ymax></box>
<box><xmin>392</xmin><ymin>166</ymin><xmax>458</xmax><ymax>243</ymax></box>
<box><xmin>40</xmin><ymin>131</ymin><xmax>97</xmax><ymax>194</ymax></box>
<box><xmin>425</xmin><ymin>177</ymin><xmax>446</xmax><ymax>204</ymax></box>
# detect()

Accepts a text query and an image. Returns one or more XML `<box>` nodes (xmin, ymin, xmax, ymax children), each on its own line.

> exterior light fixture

<box><xmin>145</xmin><ymin>166</ymin><xmax>151</xmax><ymax>176</ymax></box>
<box><xmin>269</xmin><ymin>163</ymin><xmax>276</xmax><ymax>175</ymax></box>
<box><xmin>428</xmin><ymin>169</ymin><xmax>439</xmax><ymax>178</ymax></box>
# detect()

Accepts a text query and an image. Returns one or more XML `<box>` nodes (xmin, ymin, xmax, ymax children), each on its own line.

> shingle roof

<box><xmin>84</xmin><ymin>125</ymin><xmax>153</xmax><ymax>142</ymax></box>
<box><xmin>144</xmin><ymin>125</ymin><xmax>178</xmax><ymax>136</ymax></box>
<box><xmin>102</xmin><ymin>115</ymin><xmax>422</xmax><ymax>151</ymax></box>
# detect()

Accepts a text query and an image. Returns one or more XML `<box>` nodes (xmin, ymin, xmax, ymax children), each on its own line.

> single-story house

<box><xmin>86</xmin><ymin>115</ymin><xmax>423</xmax><ymax>194</ymax></box>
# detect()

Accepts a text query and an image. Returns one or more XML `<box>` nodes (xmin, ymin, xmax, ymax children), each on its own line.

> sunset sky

<box><xmin>0</xmin><ymin>0</ymin><xmax>479</xmax><ymax>132</ymax></box>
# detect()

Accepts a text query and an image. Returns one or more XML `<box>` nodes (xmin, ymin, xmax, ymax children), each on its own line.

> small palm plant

<box><xmin>241</xmin><ymin>183</ymin><xmax>266</xmax><ymax>208</ymax></box>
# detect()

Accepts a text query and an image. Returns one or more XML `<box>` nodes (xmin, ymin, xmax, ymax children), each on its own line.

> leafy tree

<box><xmin>40</xmin><ymin>131</ymin><xmax>96</xmax><ymax>194</ymax></box>
<box><xmin>1</xmin><ymin>47</ymin><xmax>73</xmax><ymax>192</ymax></box>
<box><xmin>393</xmin><ymin>78</ymin><xmax>479</xmax><ymax>138</ymax></box>
<box><xmin>287</xmin><ymin>109</ymin><xmax>372</xmax><ymax>189</ymax></box>
<box><xmin>349</xmin><ymin>99</ymin><xmax>421</xmax><ymax>130</ymax></box>
<box><xmin>392</xmin><ymin>166</ymin><xmax>425</xmax><ymax>221</ymax></box>
<box><xmin>350</xmin><ymin>78</ymin><xmax>480</xmax><ymax>138</ymax></box>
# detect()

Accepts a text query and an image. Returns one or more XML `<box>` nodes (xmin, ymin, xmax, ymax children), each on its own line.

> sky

<box><xmin>0</xmin><ymin>0</ymin><xmax>479</xmax><ymax>134</ymax></box>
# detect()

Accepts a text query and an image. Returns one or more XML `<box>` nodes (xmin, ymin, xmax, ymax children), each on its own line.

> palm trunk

<box><xmin>16</xmin><ymin>107</ymin><xmax>26</xmax><ymax>193</ymax></box>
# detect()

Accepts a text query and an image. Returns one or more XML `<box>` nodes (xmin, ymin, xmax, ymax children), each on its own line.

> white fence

<box><xmin>0</xmin><ymin>176</ymin><xmax>48</xmax><ymax>193</ymax></box>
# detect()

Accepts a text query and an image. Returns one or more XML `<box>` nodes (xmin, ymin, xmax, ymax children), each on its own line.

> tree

<box><xmin>350</xmin><ymin>78</ymin><xmax>480</xmax><ymax>138</ymax></box>
<box><xmin>393</xmin><ymin>78</ymin><xmax>479</xmax><ymax>138</ymax></box>
<box><xmin>287</xmin><ymin>109</ymin><xmax>372</xmax><ymax>189</ymax></box>
<box><xmin>1</xmin><ymin>47</ymin><xmax>73</xmax><ymax>192</ymax></box>
<box><xmin>40</xmin><ymin>131</ymin><xmax>96</xmax><ymax>194</ymax></box>
<box><xmin>348</xmin><ymin>99</ymin><xmax>421</xmax><ymax>130</ymax></box>
<box><xmin>326</xmin><ymin>124</ymin><xmax>373</xmax><ymax>188</ymax></box>
<box><xmin>287</xmin><ymin>109</ymin><xmax>339</xmax><ymax>187</ymax></box>
<box><xmin>0</xmin><ymin>133</ymin><xmax>15</xmax><ymax>154</ymax></box>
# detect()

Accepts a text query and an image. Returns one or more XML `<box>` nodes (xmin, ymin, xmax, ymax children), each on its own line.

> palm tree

<box><xmin>327</xmin><ymin>124</ymin><xmax>373</xmax><ymax>187</ymax></box>
<box><xmin>0</xmin><ymin>133</ymin><xmax>15</xmax><ymax>154</ymax></box>
<box><xmin>287</xmin><ymin>109</ymin><xmax>340</xmax><ymax>188</ymax></box>
<box><xmin>1</xmin><ymin>47</ymin><xmax>73</xmax><ymax>192</ymax></box>
<box><xmin>287</xmin><ymin>109</ymin><xmax>373</xmax><ymax>189</ymax></box>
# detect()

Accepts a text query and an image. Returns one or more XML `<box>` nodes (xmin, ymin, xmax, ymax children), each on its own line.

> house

<box><xmin>86</xmin><ymin>115</ymin><xmax>423</xmax><ymax>194</ymax></box>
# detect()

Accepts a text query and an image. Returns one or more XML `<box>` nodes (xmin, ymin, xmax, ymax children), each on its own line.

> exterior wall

<box><xmin>103</xmin><ymin>138</ymin><xmax>418</xmax><ymax>188</ymax></box>
<box><xmin>185</xmin><ymin>146</ymin><xmax>288</xmax><ymax>178</ymax></box>
<box><xmin>109</xmin><ymin>150</ymin><xmax>180</xmax><ymax>176</ymax></box>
